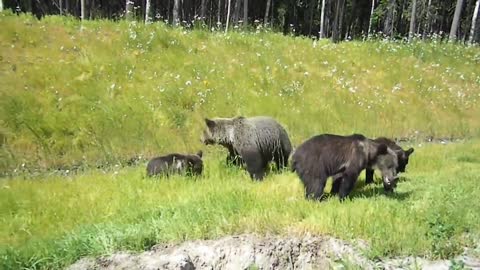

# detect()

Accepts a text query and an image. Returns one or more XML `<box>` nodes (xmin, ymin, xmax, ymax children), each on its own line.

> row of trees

<box><xmin>2</xmin><ymin>0</ymin><xmax>479</xmax><ymax>43</ymax></box>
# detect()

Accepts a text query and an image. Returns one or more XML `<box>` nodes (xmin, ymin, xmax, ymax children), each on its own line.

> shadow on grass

<box><xmin>320</xmin><ymin>188</ymin><xmax>412</xmax><ymax>202</ymax></box>
<box><xmin>349</xmin><ymin>185</ymin><xmax>412</xmax><ymax>201</ymax></box>
<box><xmin>319</xmin><ymin>177</ymin><xmax>413</xmax><ymax>202</ymax></box>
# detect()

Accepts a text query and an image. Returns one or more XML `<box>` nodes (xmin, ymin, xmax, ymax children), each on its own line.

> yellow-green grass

<box><xmin>1</xmin><ymin>12</ymin><xmax>480</xmax><ymax>269</ymax></box>
<box><xmin>1</xmin><ymin>141</ymin><xmax>480</xmax><ymax>269</ymax></box>
<box><xmin>1</xmin><ymin>12</ymin><xmax>480</xmax><ymax>172</ymax></box>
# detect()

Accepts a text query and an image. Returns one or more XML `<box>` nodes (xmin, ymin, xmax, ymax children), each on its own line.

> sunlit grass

<box><xmin>1</xmin><ymin>12</ymin><xmax>480</xmax><ymax>269</ymax></box>
<box><xmin>1</xmin><ymin>12</ymin><xmax>480</xmax><ymax>172</ymax></box>
<box><xmin>1</xmin><ymin>141</ymin><xmax>480</xmax><ymax>269</ymax></box>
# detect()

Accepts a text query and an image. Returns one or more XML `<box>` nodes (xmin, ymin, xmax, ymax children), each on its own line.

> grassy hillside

<box><xmin>1</xmin><ymin>12</ymin><xmax>480</xmax><ymax>173</ymax></box>
<box><xmin>1</xmin><ymin>13</ymin><xmax>480</xmax><ymax>269</ymax></box>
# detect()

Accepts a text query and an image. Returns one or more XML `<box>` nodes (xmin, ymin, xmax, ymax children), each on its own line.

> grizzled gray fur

<box><xmin>146</xmin><ymin>151</ymin><xmax>203</xmax><ymax>177</ymax></box>
<box><xmin>202</xmin><ymin>116</ymin><xmax>292</xmax><ymax>180</ymax></box>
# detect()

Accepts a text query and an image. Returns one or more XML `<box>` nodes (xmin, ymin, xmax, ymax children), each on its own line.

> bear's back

<box><xmin>242</xmin><ymin>116</ymin><xmax>291</xmax><ymax>151</ymax></box>
<box><xmin>374</xmin><ymin>137</ymin><xmax>402</xmax><ymax>151</ymax></box>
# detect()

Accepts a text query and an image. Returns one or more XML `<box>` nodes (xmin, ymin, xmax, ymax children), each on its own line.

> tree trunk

<box><xmin>200</xmin><ymin>0</ymin><xmax>207</xmax><ymax>20</ymax></box>
<box><xmin>145</xmin><ymin>0</ymin><xmax>151</xmax><ymax>23</ymax></box>
<box><xmin>383</xmin><ymin>0</ymin><xmax>396</xmax><ymax>38</ymax></box>
<box><xmin>470</xmin><ymin>0</ymin><xmax>480</xmax><ymax>43</ymax></box>
<box><xmin>0</xmin><ymin>0</ymin><xmax>3</xmax><ymax>12</ymax></box>
<box><xmin>283</xmin><ymin>0</ymin><xmax>292</xmax><ymax>34</ymax></box>
<box><xmin>65</xmin><ymin>0</ymin><xmax>69</xmax><ymax>15</ymax></box>
<box><xmin>368</xmin><ymin>0</ymin><xmax>375</xmax><ymax>36</ymax></box>
<box><xmin>209</xmin><ymin>0</ymin><xmax>214</xmax><ymax>26</ymax></box>
<box><xmin>243</xmin><ymin>0</ymin><xmax>248</xmax><ymax>27</ymax></box>
<box><xmin>217</xmin><ymin>0</ymin><xmax>222</xmax><ymax>24</ymax></box>
<box><xmin>232</xmin><ymin>0</ymin><xmax>241</xmax><ymax>24</ymax></box>
<box><xmin>307</xmin><ymin>0</ymin><xmax>316</xmax><ymax>36</ymax></box>
<box><xmin>325</xmin><ymin>0</ymin><xmax>331</xmax><ymax>37</ymax></box>
<box><xmin>319</xmin><ymin>0</ymin><xmax>326</xmax><ymax>38</ymax></box>
<box><xmin>449</xmin><ymin>0</ymin><xmax>465</xmax><ymax>41</ymax></box>
<box><xmin>474</xmin><ymin>9</ymin><xmax>480</xmax><ymax>43</ymax></box>
<box><xmin>126</xmin><ymin>0</ymin><xmax>134</xmax><ymax>20</ymax></box>
<box><xmin>395</xmin><ymin>0</ymin><xmax>405</xmax><ymax>36</ymax></box>
<box><xmin>331</xmin><ymin>0</ymin><xmax>345</xmax><ymax>42</ymax></box>
<box><xmin>173</xmin><ymin>0</ymin><xmax>180</xmax><ymax>25</ymax></box>
<box><xmin>59</xmin><ymin>0</ymin><xmax>62</xmax><ymax>15</ymax></box>
<box><xmin>81</xmin><ymin>0</ymin><xmax>85</xmax><ymax>20</ymax></box>
<box><xmin>423</xmin><ymin>0</ymin><xmax>432</xmax><ymax>38</ymax></box>
<box><xmin>408</xmin><ymin>0</ymin><xmax>417</xmax><ymax>41</ymax></box>
<box><xmin>264</xmin><ymin>0</ymin><xmax>271</xmax><ymax>25</ymax></box>
<box><xmin>270</xmin><ymin>0</ymin><xmax>274</xmax><ymax>23</ymax></box>
<box><xmin>89</xmin><ymin>0</ymin><xmax>94</xmax><ymax>19</ymax></box>
<box><xmin>181</xmin><ymin>0</ymin><xmax>186</xmax><ymax>24</ymax></box>
<box><xmin>225</xmin><ymin>0</ymin><xmax>231</xmax><ymax>33</ymax></box>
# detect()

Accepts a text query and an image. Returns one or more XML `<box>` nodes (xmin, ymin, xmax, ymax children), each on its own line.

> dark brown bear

<box><xmin>146</xmin><ymin>151</ymin><xmax>203</xmax><ymax>177</ymax></box>
<box><xmin>291</xmin><ymin>134</ymin><xmax>399</xmax><ymax>201</ymax></box>
<box><xmin>202</xmin><ymin>116</ymin><xmax>292</xmax><ymax>180</ymax></box>
<box><xmin>365</xmin><ymin>137</ymin><xmax>414</xmax><ymax>185</ymax></box>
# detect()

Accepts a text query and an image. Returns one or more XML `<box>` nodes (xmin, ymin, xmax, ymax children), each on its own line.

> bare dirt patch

<box><xmin>68</xmin><ymin>234</ymin><xmax>480</xmax><ymax>270</ymax></box>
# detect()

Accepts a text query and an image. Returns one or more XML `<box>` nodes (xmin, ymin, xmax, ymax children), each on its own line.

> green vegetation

<box><xmin>1</xmin><ymin>12</ymin><xmax>480</xmax><ymax>172</ymax></box>
<box><xmin>0</xmin><ymin>13</ymin><xmax>480</xmax><ymax>270</ymax></box>
<box><xmin>1</xmin><ymin>140</ymin><xmax>480</xmax><ymax>269</ymax></box>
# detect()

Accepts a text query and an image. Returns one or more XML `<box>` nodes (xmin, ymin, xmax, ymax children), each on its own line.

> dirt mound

<box><xmin>68</xmin><ymin>234</ymin><xmax>480</xmax><ymax>270</ymax></box>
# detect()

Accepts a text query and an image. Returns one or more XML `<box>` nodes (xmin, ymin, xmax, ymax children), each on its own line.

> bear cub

<box><xmin>146</xmin><ymin>151</ymin><xmax>203</xmax><ymax>177</ymax></box>
<box><xmin>291</xmin><ymin>134</ymin><xmax>399</xmax><ymax>201</ymax></box>
<box><xmin>202</xmin><ymin>116</ymin><xmax>292</xmax><ymax>180</ymax></box>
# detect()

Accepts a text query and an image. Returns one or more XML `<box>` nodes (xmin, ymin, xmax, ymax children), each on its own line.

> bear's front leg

<box><xmin>304</xmin><ymin>176</ymin><xmax>327</xmax><ymax>200</ymax></box>
<box><xmin>241</xmin><ymin>150</ymin><xmax>266</xmax><ymax>181</ymax></box>
<box><xmin>226</xmin><ymin>153</ymin><xmax>244</xmax><ymax>167</ymax></box>
<box><xmin>225</xmin><ymin>146</ymin><xmax>244</xmax><ymax>167</ymax></box>
<box><xmin>365</xmin><ymin>168</ymin><xmax>375</xmax><ymax>184</ymax></box>
<box><xmin>331</xmin><ymin>176</ymin><xmax>342</xmax><ymax>194</ymax></box>
<box><xmin>338</xmin><ymin>172</ymin><xmax>358</xmax><ymax>201</ymax></box>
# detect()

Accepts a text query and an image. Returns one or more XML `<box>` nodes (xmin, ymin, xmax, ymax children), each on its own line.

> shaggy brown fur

<box><xmin>146</xmin><ymin>151</ymin><xmax>203</xmax><ymax>177</ymax></box>
<box><xmin>291</xmin><ymin>134</ymin><xmax>399</xmax><ymax>201</ymax></box>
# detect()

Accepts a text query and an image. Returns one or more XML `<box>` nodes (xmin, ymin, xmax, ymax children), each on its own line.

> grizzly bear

<box><xmin>202</xmin><ymin>116</ymin><xmax>292</xmax><ymax>180</ymax></box>
<box><xmin>146</xmin><ymin>151</ymin><xmax>203</xmax><ymax>177</ymax></box>
<box><xmin>365</xmin><ymin>137</ymin><xmax>414</xmax><ymax>185</ymax></box>
<box><xmin>291</xmin><ymin>134</ymin><xmax>399</xmax><ymax>201</ymax></box>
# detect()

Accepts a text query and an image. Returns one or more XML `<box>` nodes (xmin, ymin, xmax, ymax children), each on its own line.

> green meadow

<box><xmin>1</xmin><ymin>12</ymin><xmax>480</xmax><ymax>269</ymax></box>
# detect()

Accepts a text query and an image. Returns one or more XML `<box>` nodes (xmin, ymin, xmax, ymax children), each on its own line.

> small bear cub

<box><xmin>146</xmin><ymin>151</ymin><xmax>203</xmax><ymax>177</ymax></box>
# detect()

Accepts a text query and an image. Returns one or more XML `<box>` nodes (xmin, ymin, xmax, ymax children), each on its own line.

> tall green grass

<box><xmin>1</xmin><ymin>141</ymin><xmax>480</xmax><ymax>269</ymax></box>
<box><xmin>1</xmin><ymin>12</ymin><xmax>480</xmax><ymax>172</ymax></box>
<box><xmin>0</xmin><ymin>13</ymin><xmax>480</xmax><ymax>269</ymax></box>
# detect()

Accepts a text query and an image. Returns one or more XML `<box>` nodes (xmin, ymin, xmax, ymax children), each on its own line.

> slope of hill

<box><xmin>1</xmin><ymin>12</ymin><xmax>479</xmax><ymax>172</ymax></box>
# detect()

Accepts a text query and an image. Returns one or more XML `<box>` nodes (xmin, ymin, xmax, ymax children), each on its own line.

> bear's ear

<box><xmin>405</xmin><ymin>148</ymin><xmax>414</xmax><ymax>156</ymax></box>
<box><xmin>196</xmin><ymin>150</ymin><xmax>203</xmax><ymax>158</ymax></box>
<box><xmin>205</xmin><ymin>118</ymin><xmax>215</xmax><ymax>129</ymax></box>
<box><xmin>376</xmin><ymin>143</ymin><xmax>389</xmax><ymax>156</ymax></box>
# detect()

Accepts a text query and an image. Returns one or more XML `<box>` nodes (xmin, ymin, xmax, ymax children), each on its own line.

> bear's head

<box><xmin>201</xmin><ymin>118</ymin><xmax>235</xmax><ymax>146</ymax></box>
<box><xmin>186</xmin><ymin>152</ymin><xmax>204</xmax><ymax>176</ymax></box>
<box><xmin>369</xmin><ymin>142</ymin><xmax>399</xmax><ymax>191</ymax></box>
<box><xmin>396</xmin><ymin>147</ymin><xmax>414</xmax><ymax>173</ymax></box>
